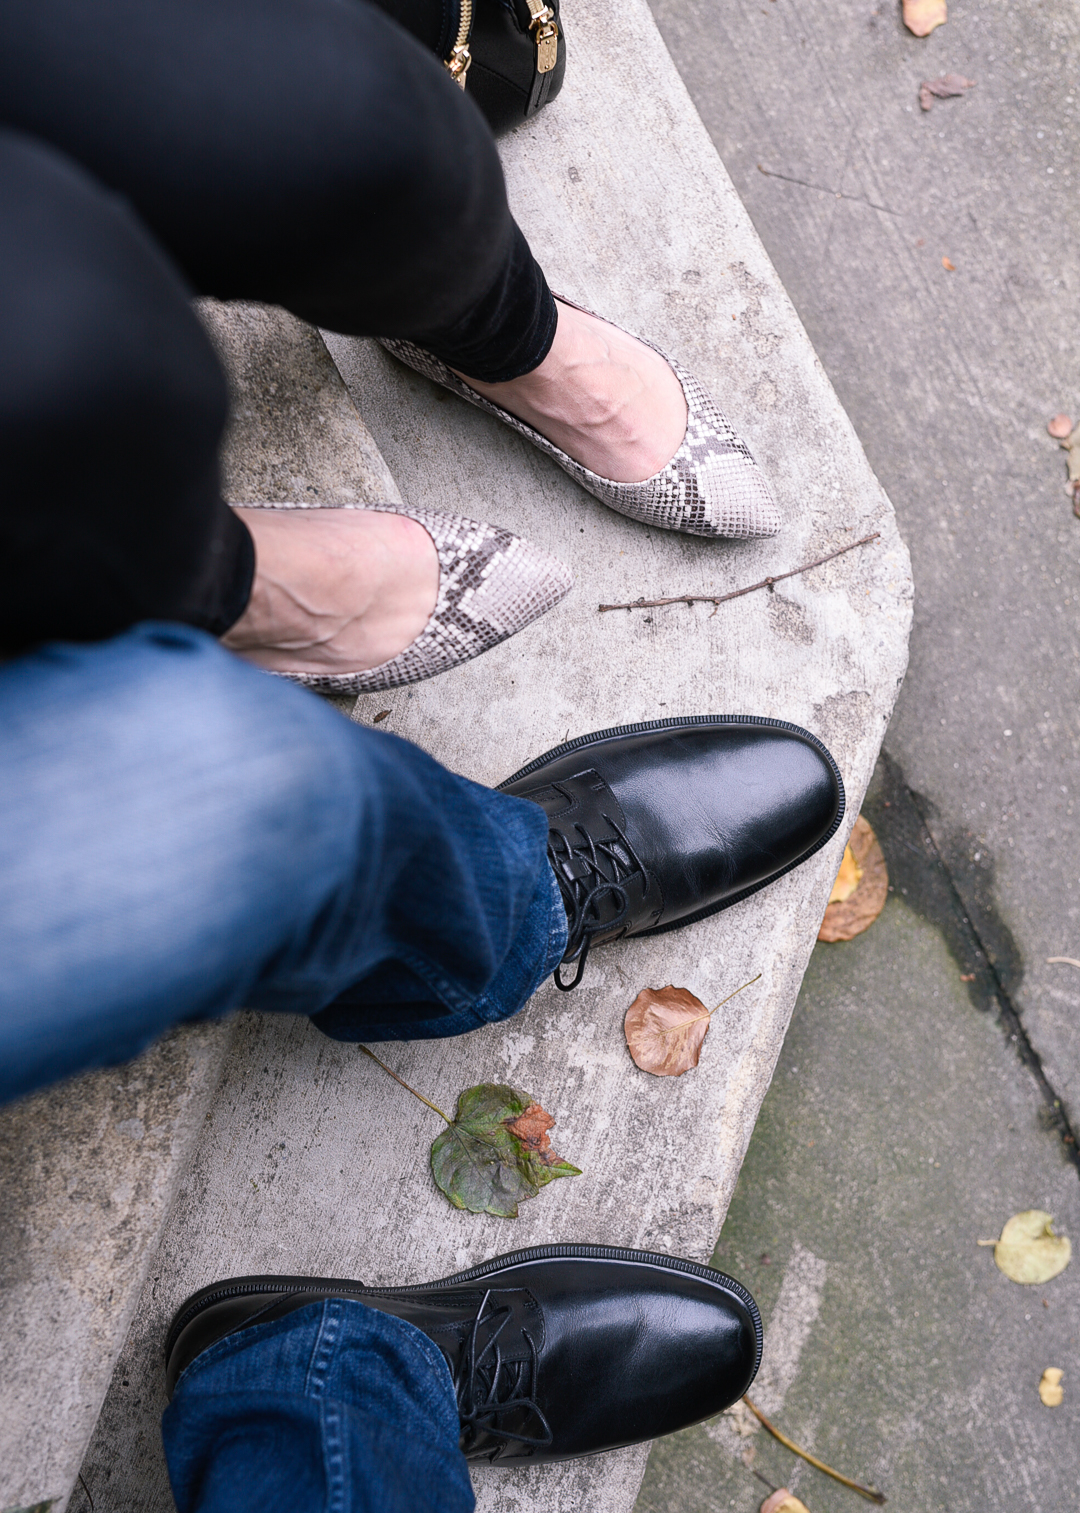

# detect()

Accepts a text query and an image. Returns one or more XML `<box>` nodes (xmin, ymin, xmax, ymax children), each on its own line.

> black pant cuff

<box><xmin>420</xmin><ymin>223</ymin><xmax>558</xmax><ymax>384</ymax></box>
<box><xmin>176</xmin><ymin>504</ymin><xmax>256</xmax><ymax>637</ymax></box>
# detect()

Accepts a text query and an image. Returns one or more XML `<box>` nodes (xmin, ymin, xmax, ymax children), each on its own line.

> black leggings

<box><xmin>0</xmin><ymin>0</ymin><xmax>556</xmax><ymax>650</ymax></box>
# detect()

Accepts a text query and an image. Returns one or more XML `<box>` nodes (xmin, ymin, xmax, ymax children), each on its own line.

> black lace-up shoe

<box><xmin>499</xmin><ymin>716</ymin><xmax>844</xmax><ymax>988</ymax></box>
<box><xmin>165</xmin><ymin>1245</ymin><xmax>761</xmax><ymax>1464</ymax></box>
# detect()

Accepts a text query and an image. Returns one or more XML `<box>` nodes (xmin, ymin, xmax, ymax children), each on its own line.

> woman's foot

<box><xmin>222</xmin><ymin>507</ymin><xmax>439</xmax><ymax>677</ymax></box>
<box><xmin>381</xmin><ymin>304</ymin><xmax>781</xmax><ymax>539</ymax></box>
<box><xmin>453</xmin><ymin>299</ymin><xmax>688</xmax><ymax>485</ymax></box>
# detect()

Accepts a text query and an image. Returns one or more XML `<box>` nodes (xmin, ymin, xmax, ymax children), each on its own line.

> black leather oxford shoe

<box><xmin>500</xmin><ymin>715</ymin><xmax>844</xmax><ymax>987</ymax></box>
<box><xmin>165</xmin><ymin>1244</ymin><xmax>761</xmax><ymax>1464</ymax></box>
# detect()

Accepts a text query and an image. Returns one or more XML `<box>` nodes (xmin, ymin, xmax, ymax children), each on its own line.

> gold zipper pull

<box><xmin>525</xmin><ymin>0</ymin><xmax>559</xmax><ymax>73</ymax></box>
<box><xmin>444</xmin><ymin>0</ymin><xmax>473</xmax><ymax>88</ymax></box>
<box><xmin>445</xmin><ymin>41</ymin><xmax>472</xmax><ymax>85</ymax></box>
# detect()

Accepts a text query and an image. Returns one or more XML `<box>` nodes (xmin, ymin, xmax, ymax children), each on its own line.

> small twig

<box><xmin>79</xmin><ymin>1473</ymin><xmax>95</xmax><ymax>1511</ymax></box>
<box><xmin>757</xmin><ymin>162</ymin><xmax>900</xmax><ymax>216</ymax></box>
<box><xmin>712</xmin><ymin>973</ymin><xmax>762</xmax><ymax>1015</ymax></box>
<box><xmin>598</xmin><ymin>533</ymin><xmax>880</xmax><ymax>613</ymax></box>
<box><xmin>1047</xmin><ymin>956</ymin><xmax>1080</xmax><ymax>969</ymax></box>
<box><xmin>753</xmin><ymin>1467</ymin><xmax>779</xmax><ymax>1494</ymax></box>
<box><xmin>359</xmin><ymin>1045</ymin><xmax>452</xmax><ymax>1123</ymax></box>
<box><xmin>743</xmin><ymin>1396</ymin><xmax>886</xmax><ymax>1504</ymax></box>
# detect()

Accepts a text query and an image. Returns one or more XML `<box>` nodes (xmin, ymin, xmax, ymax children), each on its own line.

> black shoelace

<box><xmin>549</xmin><ymin>814</ymin><xmax>647</xmax><ymax>990</ymax></box>
<box><xmin>454</xmin><ymin>1290</ymin><xmax>553</xmax><ymax>1459</ymax></box>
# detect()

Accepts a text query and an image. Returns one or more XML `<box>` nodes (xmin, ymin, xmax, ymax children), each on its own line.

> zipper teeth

<box><xmin>451</xmin><ymin>0</ymin><xmax>471</xmax><ymax>58</ymax></box>
<box><xmin>166</xmin><ymin>1245</ymin><xmax>763</xmax><ymax>1378</ymax></box>
<box><xmin>498</xmin><ymin>713</ymin><xmax>841</xmax><ymax>789</ymax></box>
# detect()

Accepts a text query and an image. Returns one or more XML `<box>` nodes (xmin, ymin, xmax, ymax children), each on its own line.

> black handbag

<box><xmin>368</xmin><ymin>0</ymin><xmax>566</xmax><ymax>135</ymax></box>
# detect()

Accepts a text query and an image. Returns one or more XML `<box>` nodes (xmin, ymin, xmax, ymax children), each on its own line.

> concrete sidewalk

<box><xmin>632</xmin><ymin>0</ymin><xmax>1080</xmax><ymax>1504</ymax></box>
<box><xmin>636</xmin><ymin>760</ymin><xmax>1080</xmax><ymax>1513</ymax></box>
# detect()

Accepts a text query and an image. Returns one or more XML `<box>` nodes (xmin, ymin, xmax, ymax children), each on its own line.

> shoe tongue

<box><xmin>519</xmin><ymin>768</ymin><xmax>626</xmax><ymax>825</ymax></box>
<box><xmin>363</xmin><ymin>1286</ymin><xmax>543</xmax><ymax>1365</ymax></box>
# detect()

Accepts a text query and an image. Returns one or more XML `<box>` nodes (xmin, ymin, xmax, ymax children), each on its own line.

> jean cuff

<box><xmin>312</xmin><ymin>859</ymin><xmax>568</xmax><ymax>1043</ymax></box>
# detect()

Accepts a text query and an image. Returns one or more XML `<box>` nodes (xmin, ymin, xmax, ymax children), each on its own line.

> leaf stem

<box><xmin>358</xmin><ymin>1045</ymin><xmax>452</xmax><ymax>1123</ymax></box>
<box><xmin>711</xmin><ymin>973</ymin><xmax>762</xmax><ymax>1015</ymax></box>
<box><xmin>742</xmin><ymin>1396</ymin><xmax>886</xmax><ymax>1504</ymax></box>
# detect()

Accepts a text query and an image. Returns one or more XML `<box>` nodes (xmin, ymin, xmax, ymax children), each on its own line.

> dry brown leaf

<box><xmin>1039</xmin><ymin>1367</ymin><xmax>1064</xmax><ymax>1407</ymax></box>
<box><xmin>983</xmin><ymin>1210</ymin><xmax>1072</xmax><ymax>1284</ymax></box>
<box><xmin>818</xmin><ymin>815</ymin><xmax>888</xmax><ymax>942</ymax></box>
<box><xmin>919</xmin><ymin>73</ymin><xmax>975</xmax><ymax>110</ymax></box>
<box><xmin>902</xmin><ymin>0</ymin><xmax>946</xmax><ymax>36</ymax></box>
<box><xmin>625</xmin><ymin>985</ymin><xmax>710</xmax><ymax>1076</ymax></box>
<box><xmin>761</xmin><ymin>1493</ymin><xmax>811</xmax><ymax>1513</ymax></box>
<box><xmin>505</xmin><ymin>1101</ymin><xmax>556</xmax><ymax>1151</ymax></box>
<box><xmin>1048</xmin><ymin>414</ymin><xmax>1073</xmax><ymax>440</ymax></box>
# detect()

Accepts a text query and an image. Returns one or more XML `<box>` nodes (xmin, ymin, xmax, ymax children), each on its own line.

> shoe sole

<box><xmin>498</xmin><ymin>714</ymin><xmax>846</xmax><ymax>935</ymax></box>
<box><xmin>166</xmin><ymin>1242</ymin><xmax>762</xmax><ymax>1382</ymax></box>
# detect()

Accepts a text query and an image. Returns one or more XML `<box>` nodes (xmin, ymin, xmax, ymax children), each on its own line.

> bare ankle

<box><xmin>454</xmin><ymin>302</ymin><xmax>687</xmax><ymax>484</ymax></box>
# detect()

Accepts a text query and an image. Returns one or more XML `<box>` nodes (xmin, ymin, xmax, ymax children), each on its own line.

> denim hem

<box><xmin>313</xmin><ymin>860</ymin><xmax>568</xmax><ymax>1043</ymax></box>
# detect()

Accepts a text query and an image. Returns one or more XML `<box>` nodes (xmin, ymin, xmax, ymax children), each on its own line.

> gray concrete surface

<box><xmin>635</xmin><ymin>760</ymin><xmax>1080</xmax><ymax>1513</ymax></box>
<box><xmin>67</xmin><ymin>0</ymin><xmax>912</xmax><ymax>1508</ymax></box>
<box><xmin>0</xmin><ymin>1025</ymin><xmax>229</xmax><ymax>1513</ymax></box>
<box><xmin>628</xmin><ymin>0</ymin><xmax>1080</xmax><ymax>1505</ymax></box>
<box><xmin>647</xmin><ymin>0</ymin><xmax>1080</xmax><ymax>1121</ymax></box>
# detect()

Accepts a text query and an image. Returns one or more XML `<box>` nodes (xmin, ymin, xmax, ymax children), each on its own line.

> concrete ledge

<box><xmin>0</xmin><ymin>1022</ymin><xmax>232</xmax><ymax>1513</ymax></box>
<box><xmin>0</xmin><ymin>0</ymin><xmax>912</xmax><ymax>1505</ymax></box>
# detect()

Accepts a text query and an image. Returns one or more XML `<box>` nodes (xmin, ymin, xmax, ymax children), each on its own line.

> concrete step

<box><xmin>0</xmin><ymin>0</ymin><xmax>911</xmax><ymax>1504</ymax></box>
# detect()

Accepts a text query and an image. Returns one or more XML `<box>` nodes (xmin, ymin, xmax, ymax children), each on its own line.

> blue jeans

<box><xmin>0</xmin><ymin>621</ymin><xmax>567</xmax><ymax>1102</ymax></box>
<box><xmin>163</xmin><ymin>1299</ymin><xmax>475</xmax><ymax>1513</ymax></box>
<box><xmin>2</xmin><ymin>623</ymin><xmax>569</xmax><ymax>1508</ymax></box>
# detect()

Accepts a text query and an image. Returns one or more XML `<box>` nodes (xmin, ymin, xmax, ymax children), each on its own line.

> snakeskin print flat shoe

<box><xmin>380</xmin><ymin>296</ymin><xmax>781</xmax><ymax>540</ymax></box>
<box><xmin>239</xmin><ymin>501</ymin><xmax>573</xmax><ymax>695</ymax></box>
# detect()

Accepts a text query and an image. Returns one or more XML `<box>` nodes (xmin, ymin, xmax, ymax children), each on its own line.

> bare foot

<box><xmin>454</xmin><ymin>299</ymin><xmax>688</xmax><ymax>484</ymax></box>
<box><xmin>222</xmin><ymin>507</ymin><xmax>438</xmax><ymax>676</ymax></box>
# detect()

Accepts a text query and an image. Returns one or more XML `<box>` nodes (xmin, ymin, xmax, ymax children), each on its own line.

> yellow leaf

<box><xmin>761</xmin><ymin>1494</ymin><xmax>812</xmax><ymax>1513</ymax></box>
<box><xmin>819</xmin><ymin>815</ymin><xmax>888</xmax><ymax>943</ymax></box>
<box><xmin>1039</xmin><ymin>1367</ymin><xmax>1064</xmax><ymax>1407</ymax></box>
<box><xmin>828</xmin><ymin>844</ymin><xmax>863</xmax><ymax>903</ymax></box>
<box><xmin>902</xmin><ymin>0</ymin><xmax>946</xmax><ymax>35</ymax></box>
<box><xmin>991</xmin><ymin>1210</ymin><xmax>1072</xmax><ymax>1285</ymax></box>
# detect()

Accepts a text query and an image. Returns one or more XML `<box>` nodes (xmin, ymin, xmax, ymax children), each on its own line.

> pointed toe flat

<box><xmin>239</xmin><ymin>500</ymin><xmax>573</xmax><ymax>694</ymax></box>
<box><xmin>381</xmin><ymin>297</ymin><xmax>781</xmax><ymax>540</ymax></box>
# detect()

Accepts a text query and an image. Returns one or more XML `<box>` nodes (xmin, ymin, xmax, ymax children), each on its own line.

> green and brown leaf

<box><xmin>430</xmin><ymin>1083</ymin><xmax>581</xmax><ymax>1219</ymax></box>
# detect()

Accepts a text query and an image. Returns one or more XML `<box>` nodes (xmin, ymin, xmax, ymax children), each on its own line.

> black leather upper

<box><xmin>164</xmin><ymin>1245</ymin><xmax>761</xmax><ymax>1464</ymax></box>
<box><xmin>500</xmin><ymin>717</ymin><xmax>845</xmax><ymax>945</ymax></box>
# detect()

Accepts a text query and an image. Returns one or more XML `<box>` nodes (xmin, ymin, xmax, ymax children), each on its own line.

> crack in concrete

<box><xmin>863</xmin><ymin>751</ymin><xmax>1080</xmax><ymax>1173</ymax></box>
